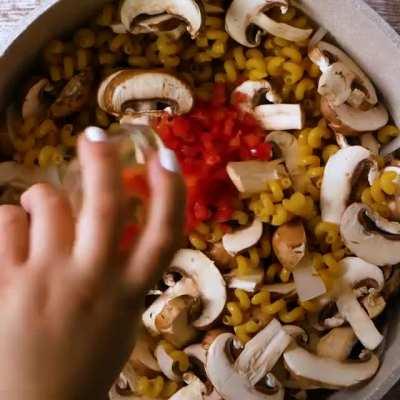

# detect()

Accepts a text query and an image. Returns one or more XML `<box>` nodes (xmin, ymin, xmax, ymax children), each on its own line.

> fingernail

<box><xmin>159</xmin><ymin>148</ymin><xmax>181</xmax><ymax>173</ymax></box>
<box><xmin>85</xmin><ymin>126</ymin><xmax>108</xmax><ymax>142</ymax></box>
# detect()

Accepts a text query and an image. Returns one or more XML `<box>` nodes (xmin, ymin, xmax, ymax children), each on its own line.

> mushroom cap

<box><xmin>222</xmin><ymin>218</ymin><xmax>263</xmax><ymax>254</ymax></box>
<box><xmin>170</xmin><ymin>250</ymin><xmax>227</xmax><ymax>329</ymax></box>
<box><xmin>340</xmin><ymin>203</ymin><xmax>400</xmax><ymax>266</ymax></box>
<box><xmin>272</xmin><ymin>220</ymin><xmax>306</xmax><ymax>271</ymax></box>
<box><xmin>235</xmin><ymin>319</ymin><xmax>292</xmax><ymax>386</ymax></box>
<box><xmin>120</xmin><ymin>0</ymin><xmax>204</xmax><ymax>38</ymax></box>
<box><xmin>321</xmin><ymin>146</ymin><xmax>376</xmax><ymax>224</ymax></box>
<box><xmin>206</xmin><ymin>333</ymin><xmax>285</xmax><ymax>400</ymax></box>
<box><xmin>283</xmin><ymin>346</ymin><xmax>379</xmax><ymax>389</ymax></box>
<box><xmin>225</xmin><ymin>0</ymin><xmax>288</xmax><ymax>47</ymax></box>
<box><xmin>98</xmin><ymin>70</ymin><xmax>194</xmax><ymax>118</ymax></box>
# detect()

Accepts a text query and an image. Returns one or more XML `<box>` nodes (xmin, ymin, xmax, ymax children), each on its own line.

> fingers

<box><xmin>21</xmin><ymin>183</ymin><xmax>74</xmax><ymax>262</ymax></box>
<box><xmin>124</xmin><ymin>149</ymin><xmax>186</xmax><ymax>293</ymax></box>
<box><xmin>74</xmin><ymin>127</ymin><xmax>122</xmax><ymax>271</ymax></box>
<box><xmin>0</xmin><ymin>205</ymin><xmax>29</xmax><ymax>264</ymax></box>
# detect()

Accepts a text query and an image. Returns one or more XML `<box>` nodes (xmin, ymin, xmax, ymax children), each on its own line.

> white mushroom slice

<box><xmin>282</xmin><ymin>326</ymin><xmax>308</xmax><ymax>345</ymax></box>
<box><xmin>361</xmin><ymin>133</ymin><xmax>380</xmax><ymax>155</ymax></box>
<box><xmin>308</xmin><ymin>26</ymin><xmax>328</xmax><ymax>50</ymax></box>
<box><xmin>98</xmin><ymin>70</ymin><xmax>194</xmax><ymax>118</ymax></box>
<box><xmin>232</xmin><ymin>80</ymin><xmax>281</xmax><ymax>114</ymax></box>
<box><xmin>329</xmin><ymin>102</ymin><xmax>389</xmax><ymax>133</ymax></box>
<box><xmin>255</xmin><ymin>104</ymin><xmax>304</xmax><ymax>131</ymax></box>
<box><xmin>226</xmin><ymin>159</ymin><xmax>286</xmax><ymax>194</ymax></box>
<box><xmin>120</xmin><ymin>0</ymin><xmax>204</xmax><ymax>38</ymax></box>
<box><xmin>292</xmin><ymin>254</ymin><xmax>326</xmax><ymax>302</ymax></box>
<box><xmin>340</xmin><ymin>203</ymin><xmax>400</xmax><ymax>266</ymax></box>
<box><xmin>22</xmin><ymin>78</ymin><xmax>50</xmax><ymax>120</ymax></box>
<box><xmin>155</xmin><ymin>295</ymin><xmax>200</xmax><ymax>348</ymax></box>
<box><xmin>321</xmin><ymin>146</ymin><xmax>376</xmax><ymax>224</ymax></box>
<box><xmin>170</xmin><ymin>250</ymin><xmax>227</xmax><ymax>329</ymax></box>
<box><xmin>184</xmin><ymin>343</ymin><xmax>207</xmax><ymax>365</ymax></box>
<box><xmin>223</xmin><ymin>218</ymin><xmax>263</xmax><ymax>254</ymax></box>
<box><xmin>169</xmin><ymin>373</ymin><xmax>207</xmax><ymax>400</ymax></box>
<box><xmin>235</xmin><ymin>319</ymin><xmax>292</xmax><ymax>386</ymax></box>
<box><xmin>206</xmin><ymin>333</ymin><xmax>285</xmax><ymax>400</ymax></box>
<box><xmin>226</xmin><ymin>0</ymin><xmax>312</xmax><ymax>48</ymax></box>
<box><xmin>283</xmin><ymin>346</ymin><xmax>379</xmax><ymax>389</ymax></box>
<box><xmin>380</xmin><ymin>134</ymin><xmax>400</xmax><ymax>157</ymax></box>
<box><xmin>316</xmin><ymin>327</ymin><xmax>357</xmax><ymax>362</ymax></box>
<box><xmin>335</xmin><ymin>132</ymin><xmax>350</xmax><ymax>149</ymax></box>
<box><xmin>318</xmin><ymin>62</ymin><xmax>356</xmax><ymax>107</ymax></box>
<box><xmin>226</xmin><ymin>269</ymin><xmax>264</xmax><ymax>292</ymax></box>
<box><xmin>339</xmin><ymin>257</ymin><xmax>384</xmax><ymax>292</ymax></box>
<box><xmin>336</xmin><ymin>287</ymin><xmax>383</xmax><ymax>350</ymax></box>
<box><xmin>155</xmin><ymin>343</ymin><xmax>182</xmax><ymax>381</ymax></box>
<box><xmin>272</xmin><ymin>220</ymin><xmax>306</xmax><ymax>271</ymax></box>
<box><xmin>142</xmin><ymin>278</ymin><xmax>199</xmax><ymax>335</ymax></box>
<box><xmin>309</xmin><ymin>41</ymin><xmax>378</xmax><ymax>105</ymax></box>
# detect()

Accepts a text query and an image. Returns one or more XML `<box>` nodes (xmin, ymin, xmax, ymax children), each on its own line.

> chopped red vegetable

<box><xmin>156</xmin><ymin>84</ymin><xmax>272</xmax><ymax>230</ymax></box>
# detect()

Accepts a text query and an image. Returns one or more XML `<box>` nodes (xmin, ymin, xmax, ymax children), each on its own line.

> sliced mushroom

<box><xmin>283</xmin><ymin>345</ymin><xmax>379</xmax><ymax>389</ymax></box>
<box><xmin>316</xmin><ymin>327</ymin><xmax>357</xmax><ymax>362</ymax></box>
<box><xmin>360</xmin><ymin>133</ymin><xmax>380</xmax><ymax>155</ymax></box>
<box><xmin>321</xmin><ymin>146</ymin><xmax>377</xmax><ymax>224</ymax></box>
<box><xmin>206</xmin><ymin>333</ymin><xmax>285</xmax><ymax>400</ymax></box>
<box><xmin>235</xmin><ymin>319</ymin><xmax>292</xmax><ymax>386</ymax></box>
<box><xmin>226</xmin><ymin>0</ymin><xmax>312</xmax><ymax>48</ymax></box>
<box><xmin>361</xmin><ymin>294</ymin><xmax>386</xmax><ymax>319</ymax></box>
<box><xmin>120</xmin><ymin>0</ymin><xmax>204</xmax><ymax>38</ymax></box>
<box><xmin>22</xmin><ymin>78</ymin><xmax>51</xmax><ymax>120</ymax></box>
<box><xmin>130</xmin><ymin>333</ymin><xmax>160</xmax><ymax>375</ymax></box>
<box><xmin>98</xmin><ymin>70</ymin><xmax>194</xmax><ymax>119</ymax></box>
<box><xmin>336</xmin><ymin>287</ymin><xmax>383</xmax><ymax>351</ymax></box>
<box><xmin>282</xmin><ymin>326</ymin><xmax>308</xmax><ymax>346</ymax></box>
<box><xmin>255</xmin><ymin>104</ymin><xmax>304</xmax><ymax>131</ymax></box>
<box><xmin>50</xmin><ymin>70</ymin><xmax>93</xmax><ymax>118</ymax></box>
<box><xmin>381</xmin><ymin>134</ymin><xmax>400</xmax><ymax>157</ymax></box>
<box><xmin>170</xmin><ymin>249</ymin><xmax>227</xmax><ymax>329</ymax></box>
<box><xmin>226</xmin><ymin>159</ymin><xmax>286</xmax><ymax>194</ymax></box>
<box><xmin>232</xmin><ymin>80</ymin><xmax>281</xmax><ymax>114</ymax></box>
<box><xmin>155</xmin><ymin>343</ymin><xmax>182</xmax><ymax>381</ymax></box>
<box><xmin>222</xmin><ymin>218</ymin><xmax>263</xmax><ymax>254</ymax></box>
<box><xmin>169</xmin><ymin>373</ymin><xmax>208</xmax><ymax>400</ymax></box>
<box><xmin>209</xmin><ymin>243</ymin><xmax>234</xmax><ymax>270</ymax></box>
<box><xmin>142</xmin><ymin>277</ymin><xmax>199</xmax><ymax>336</ymax></box>
<box><xmin>340</xmin><ymin>203</ymin><xmax>400</xmax><ymax>266</ymax></box>
<box><xmin>292</xmin><ymin>254</ymin><xmax>327</xmax><ymax>302</ymax></box>
<box><xmin>272</xmin><ymin>220</ymin><xmax>306</xmax><ymax>271</ymax></box>
<box><xmin>109</xmin><ymin>362</ymin><xmax>141</xmax><ymax>399</ymax></box>
<box><xmin>225</xmin><ymin>269</ymin><xmax>265</xmax><ymax>292</ymax></box>
<box><xmin>263</xmin><ymin>282</ymin><xmax>296</xmax><ymax>297</ymax></box>
<box><xmin>155</xmin><ymin>295</ymin><xmax>200</xmax><ymax>348</ymax></box>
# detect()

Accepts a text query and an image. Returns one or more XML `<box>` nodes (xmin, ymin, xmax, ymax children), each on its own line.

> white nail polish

<box><xmin>159</xmin><ymin>148</ymin><xmax>181</xmax><ymax>173</ymax></box>
<box><xmin>85</xmin><ymin>126</ymin><xmax>108</xmax><ymax>142</ymax></box>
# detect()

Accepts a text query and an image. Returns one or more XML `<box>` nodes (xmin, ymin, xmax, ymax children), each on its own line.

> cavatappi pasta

<box><xmin>2</xmin><ymin>0</ymin><xmax>400</xmax><ymax>399</ymax></box>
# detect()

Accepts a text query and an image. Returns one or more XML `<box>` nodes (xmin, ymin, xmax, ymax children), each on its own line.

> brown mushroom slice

<box><xmin>283</xmin><ymin>346</ymin><xmax>379</xmax><ymax>389</ymax></box>
<box><xmin>206</xmin><ymin>333</ymin><xmax>285</xmax><ymax>400</ymax></box>
<box><xmin>22</xmin><ymin>78</ymin><xmax>51</xmax><ymax>120</ymax></box>
<box><xmin>222</xmin><ymin>218</ymin><xmax>263</xmax><ymax>254</ymax></box>
<box><xmin>254</xmin><ymin>104</ymin><xmax>304</xmax><ymax>131</ymax></box>
<box><xmin>142</xmin><ymin>277</ymin><xmax>199</xmax><ymax>335</ymax></box>
<box><xmin>225</xmin><ymin>269</ymin><xmax>264</xmax><ymax>292</ymax></box>
<box><xmin>272</xmin><ymin>220</ymin><xmax>306</xmax><ymax>271</ymax></box>
<box><xmin>226</xmin><ymin>0</ymin><xmax>312</xmax><ymax>48</ymax></box>
<box><xmin>50</xmin><ymin>70</ymin><xmax>93</xmax><ymax>118</ymax></box>
<box><xmin>235</xmin><ymin>319</ymin><xmax>292</xmax><ymax>386</ymax></box>
<box><xmin>170</xmin><ymin>373</ymin><xmax>208</xmax><ymax>400</ymax></box>
<box><xmin>227</xmin><ymin>159</ymin><xmax>286</xmax><ymax>194</ymax></box>
<box><xmin>336</xmin><ymin>287</ymin><xmax>383</xmax><ymax>351</ymax></box>
<box><xmin>120</xmin><ymin>0</ymin><xmax>204</xmax><ymax>38</ymax></box>
<box><xmin>316</xmin><ymin>327</ymin><xmax>357</xmax><ymax>362</ymax></box>
<box><xmin>361</xmin><ymin>133</ymin><xmax>380</xmax><ymax>155</ymax></box>
<box><xmin>155</xmin><ymin>295</ymin><xmax>200</xmax><ymax>348</ymax></box>
<box><xmin>232</xmin><ymin>80</ymin><xmax>282</xmax><ymax>114</ymax></box>
<box><xmin>98</xmin><ymin>70</ymin><xmax>194</xmax><ymax>119</ymax></box>
<box><xmin>292</xmin><ymin>254</ymin><xmax>326</xmax><ymax>302</ymax></box>
<box><xmin>340</xmin><ymin>203</ymin><xmax>400</xmax><ymax>266</ymax></box>
<box><xmin>170</xmin><ymin>249</ymin><xmax>227</xmax><ymax>329</ymax></box>
<box><xmin>321</xmin><ymin>146</ymin><xmax>377</xmax><ymax>224</ymax></box>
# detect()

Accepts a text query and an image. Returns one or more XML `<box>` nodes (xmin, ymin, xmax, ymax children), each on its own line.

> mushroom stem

<box><xmin>251</xmin><ymin>13</ymin><xmax>313</xmax><ymax>42</ymax></box>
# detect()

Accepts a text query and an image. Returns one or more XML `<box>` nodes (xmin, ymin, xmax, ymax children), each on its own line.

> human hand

<box><xmin>0</xmin><ymin>127</ymin><xmax>186</xmax><ymax>400</ymax></box>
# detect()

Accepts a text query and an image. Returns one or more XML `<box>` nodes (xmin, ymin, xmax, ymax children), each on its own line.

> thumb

<box><xmin>124</xmin><ymin>148</ymin><xmax>186</xmax><ymax>294</ymax></box>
